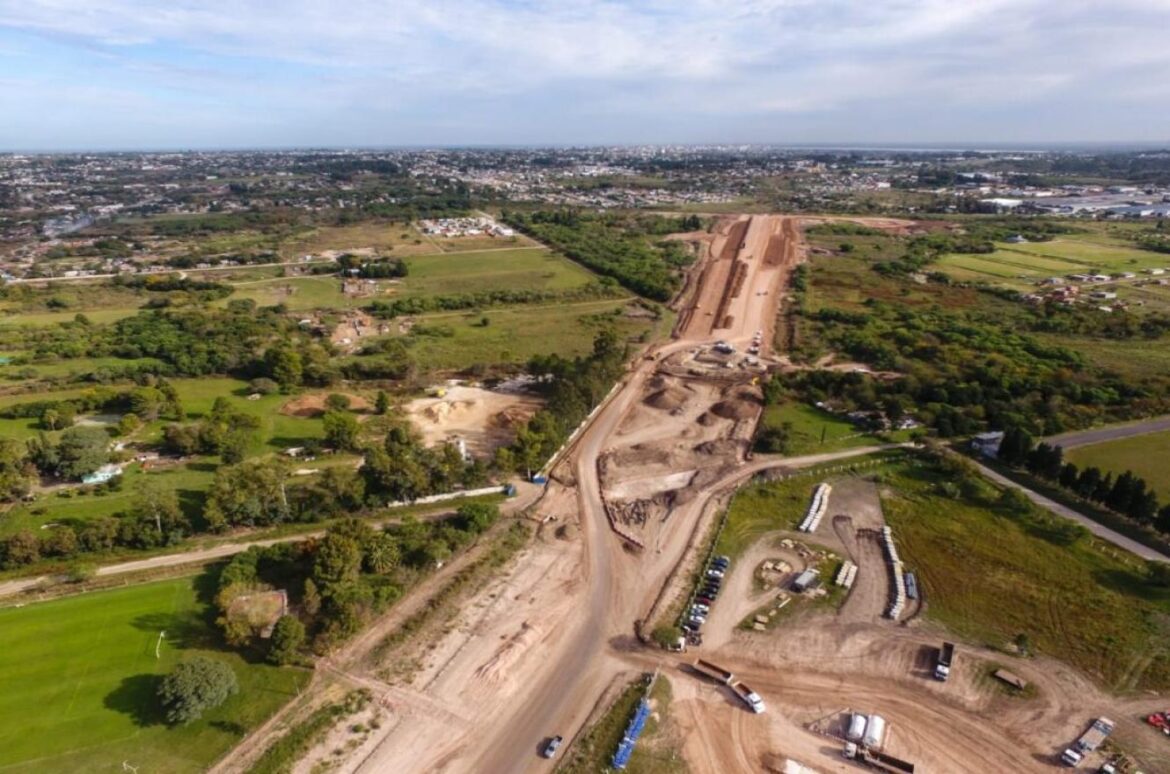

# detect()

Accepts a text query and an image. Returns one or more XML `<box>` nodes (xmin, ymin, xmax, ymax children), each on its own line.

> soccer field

<box><xmin>0</xmin><ymin>576</ymin><xmax>308</xmax><ymax>773</ymax></box>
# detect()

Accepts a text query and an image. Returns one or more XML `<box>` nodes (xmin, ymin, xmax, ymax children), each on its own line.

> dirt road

<box><xmin>0</xmin><ymin>485</ymin><xmax>543</xmax><ymax>603</ymax></box>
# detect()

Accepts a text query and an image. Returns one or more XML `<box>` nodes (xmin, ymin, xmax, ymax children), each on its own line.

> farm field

<box><xmin>935</xmin><ymin>235</ymin><xmax>1170</xmax><ymax>291</ymax></box>
<box><xmin>1066</xmin><ymin>429</ymin><xmax>1170</xmax><ymax>501</ymax></box>
<box><xmin>277</xmin><ymin>221</ymin><xmax>535</xmax><ymax>259</ymax></box>
<box><xmin>397</xmin><ymin>247</ymin><xmax>594</xmax><ymax>297</ymax></box>
<box><xmin>0</xmin><ymin>575</ymin><xmax>309</xmax><ymax>773</ymax></box>
<box><xmin>387</xmin><ymin>299</ymin><xmax>669</xmax><ymax>371</ymax></box>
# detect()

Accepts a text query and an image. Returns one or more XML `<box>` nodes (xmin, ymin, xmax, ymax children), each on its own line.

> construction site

<box><xmin>217</xmin><ymin>215</ymin><xmax>1170</xmax><ymax>774</ymax></box>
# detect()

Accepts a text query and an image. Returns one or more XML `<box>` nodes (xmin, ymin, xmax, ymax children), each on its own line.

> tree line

<box><xmin>997</xmin><ymin>427</ymin><xmax>1170</xmax><ymax>534</ymax></box>
<box><xmin>504</xmin><ymin>210</ymin><xmax>699</xmax><ymax>302</ymax></box>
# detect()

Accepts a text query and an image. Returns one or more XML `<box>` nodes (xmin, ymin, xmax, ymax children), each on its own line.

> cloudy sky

<box><xmin>1</xmin><ymin>0</ymin><xmax>1168</xmax><ymax>150</ymax></box>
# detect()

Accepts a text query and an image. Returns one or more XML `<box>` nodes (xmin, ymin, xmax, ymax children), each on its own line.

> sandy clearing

<box><xmin>404</xmin><ymin>385</ymin><xmax>543</xmax><ymax>455</ymax></box>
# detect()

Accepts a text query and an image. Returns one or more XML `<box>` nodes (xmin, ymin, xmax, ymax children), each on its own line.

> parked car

<box><xmin>696</xmin><ymin>596</ymin><xmax>714</xmax><ymax>606</ymax></box>
<box><xmin>542</xmin><ymin>736</ymin><xmax>563</xmax><ymax>758</ymax></box>
<box><xmin>707</xmin><ymin>569</ymin><xmax>724</xmax><ymax>579</ymax></box>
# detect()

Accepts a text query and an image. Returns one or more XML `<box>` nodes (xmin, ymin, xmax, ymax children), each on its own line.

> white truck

<box><xmin>691</xmin><ymin>659</ymin><xmax>765</xmax><ymax>713</ymax></box>
<box><xmin>1061</xmin><ymin>717</ymin><xmax>1114</xmax><ymax>767</ymax></box>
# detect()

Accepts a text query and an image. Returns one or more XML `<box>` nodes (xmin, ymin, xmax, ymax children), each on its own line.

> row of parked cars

<box><xmin>682</xmin><ymin>555</ymin><xmax>731</xmax><ymax>645</ymax></box>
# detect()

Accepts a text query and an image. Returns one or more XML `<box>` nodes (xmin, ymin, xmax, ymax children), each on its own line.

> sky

<box><xmin>1</xmin><ymin>0</ymin><xmax>1169</xmax><ymax>151</ymax></box>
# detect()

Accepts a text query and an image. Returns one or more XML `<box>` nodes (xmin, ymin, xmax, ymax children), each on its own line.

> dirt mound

<box><xmin>710</xmin><ymin>400</ymin><xmax>756</xmax><ymax>420</ymax></box>
<box><xmin>697</xmin><ymin>412</ymin><xmax>719</xmax><ymax>426</ymax></box>
<box><xmin>280</xmin><ymin>392</ymin><xmax>371</xmax><ymax>417</ymax></box>
<box><xmin>644</xmin><ymin>386</ymin><xmax>690</xmax><ymax>412</ymax></box>
<box><xmin>490</xmin><ymin>406</ymin><xmax>532</xmax><ymax>429</ymax></box>
<box><xmin>693</xmin><ymin>439</ymin><xmax>741</xmax><ymax>457</ymax></box>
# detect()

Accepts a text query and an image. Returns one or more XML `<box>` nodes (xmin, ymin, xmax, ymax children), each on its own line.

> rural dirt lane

<box><xmin>0</xmin><ymin>485</ymin><xmax>544</xmax><ymax>602</ymax></box>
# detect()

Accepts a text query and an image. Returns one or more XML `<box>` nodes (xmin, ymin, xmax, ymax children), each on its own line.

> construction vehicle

<box><xmin>691</xmin><ymin>659</ymin><xmax>763</xmax><ymax>713</ymax></box>
<box><xmin>692</xmin><ymin>658</ymin><xmax>734</xmax><ymax>685</ymax></box>
<box><xmin>730</xmin><ymin>680</ymin><xmax>765</xmax><ymax>714</ymax></box>
<box><xmin>843</xmin><ymin>743</ymin><xmax>916</xmax><ymax>773</ymax></box>
<box><xmin>1061</xmin><ymin>717</ymin><xmax>1114</xmax><ymax>767</ymax></box>
<box><xmin>934</xmin><ymin>642</ymin><xmax>955</xmax><ymax>681</ymax></box>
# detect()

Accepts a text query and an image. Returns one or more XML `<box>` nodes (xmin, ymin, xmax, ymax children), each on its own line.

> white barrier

<box><xmin>881</xmin><ymin>526</ymin><xmax>907</xmax><ymax>619</ymax></box>
<box><xmin>537</xmin><ymin>381</ymin><xmax>623</xmax><ymax>478</ymax></box>
<box><xmin>382</xmin><ymin>484</ymin><xmax>508</xmax><ymax>509</ymax></box>
<box><xmin>799</xmin><ymin>483</ymin><xmax>832</xmax><ymax>533</ymax></box>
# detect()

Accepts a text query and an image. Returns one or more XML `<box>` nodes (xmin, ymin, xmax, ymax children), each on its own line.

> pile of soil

<box><xmin>645</xmin><ymin>386</ymin><xmax>689</xmax><ymax>412</ymax></box>
<box><xmin>281</xmin><ymin>393</ymin><xmax>372</xmax><ymax>417</ymax></box>
<box><xmin>710</xmin><ymin>400</ymin><xmax>756</xmax><ymax>420</ymax></box>
<box><xmin>697</xmin><ymin>412</ymin><xmax>718</xmax><ymax>426</ymax></box>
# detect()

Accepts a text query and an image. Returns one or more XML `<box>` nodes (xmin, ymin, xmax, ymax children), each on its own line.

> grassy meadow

<box><xmin>0</xmin><ymin>575</ymin><xmax>309</xmax><ymax>773</ymax></box>
<box><xmin>1065</xmin><ymin>429</ymin><xmax>1170</xmax><ymax>501</ymax></box>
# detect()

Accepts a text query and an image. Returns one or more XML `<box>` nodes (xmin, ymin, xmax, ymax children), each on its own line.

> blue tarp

<box><xmin>612</xmin><ymin>698</ymin><xmax>651</xmax><ymax>770</ymax></box>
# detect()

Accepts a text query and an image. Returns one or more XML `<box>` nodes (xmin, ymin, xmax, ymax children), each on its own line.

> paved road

<box><xmin>1046</xmin><ymin>415</ymin><xmax>1170</xmax><ymax>450</ymax></box>
<box><xmin>969</xmin><ymin>458</ymin><xmax>1170</xmax><ymax>562</ymax></box>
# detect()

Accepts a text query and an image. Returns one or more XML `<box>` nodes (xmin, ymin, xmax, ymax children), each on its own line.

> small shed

<box><xmin>792</xmin><ymin>569</ymin><xmax>820</xmax><ymax>593</ymax></box>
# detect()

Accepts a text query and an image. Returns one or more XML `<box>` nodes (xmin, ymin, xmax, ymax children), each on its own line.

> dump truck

<box><xmin>843</xmin><ymin>744</ymin><xmax>915</xmax><ymax>773</ymax></box>
<box><xmin>692</xmin><ymin>659</ymin><xmax>734</xmax><ymax>685</ymax></box>
<box><xmin>1061</xmin><ymin>717</ymin><xmax>1114</xmax><ymax>767</ymax></box>
<box><xmin>934</xmin><ymin>642</ymin><xmax>955</xmax><ymax>681</ymax></box>
<box><xmin>730</xmin><ymin>680</ymin><xmax>765</xmax><ymax>714</ymax></box>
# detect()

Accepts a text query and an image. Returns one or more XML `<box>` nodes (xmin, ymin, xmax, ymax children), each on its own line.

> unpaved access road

<box><xmin>0</xmin><ymin>485</ymin><xmax>544</xmax><ymax>603</ymax></box>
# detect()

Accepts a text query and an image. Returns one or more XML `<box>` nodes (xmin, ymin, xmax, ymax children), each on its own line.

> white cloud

<box><xmin>0</xmin><ymin>0</ymin><xmax>1168</xmax><ymax>147</ymax></box>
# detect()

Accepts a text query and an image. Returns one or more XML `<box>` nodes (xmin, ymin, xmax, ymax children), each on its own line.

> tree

<box><xmin>363</xmin><ymin>534</ymin><xmax>400</xmax><ymax>574</ymax></box>
<box><xmin>302</xmin><ymin>578</ymin><xmax>322</xmax><ymax>616</ymax></box>
<box><xmin>1058</xmin><ymin>462</ymin><xmax>1079</xmax><ymax>489</ymax></box>
<box><xmin>55</xmin><ymin>425</ymin><xmax>111</xmax><ymax>480</ymax></box>
<box><xmin>117</xmin><ymin>413</ymin><xmax>141</xmax><ymax>437</ymax></box>
<box><xmin>131</xmin><ymin>478</ymin><xmax>184</xmax><ymax>540</ymax></box>
<box><xmin>157</xmin><ymin>656</ymin><xmax>239</xmax><ymax>725</ymax></box>
<box><xmin>203</xmin><ymin>458</ymin><xmax>290</xmax><ymax>530</ymax></box>
<box><xmin>454</xmin><ymin>502</ymin><xmax>499</xmax><ymax>534</ymax></box>
<box><xmin>248</xmin><ymin>377</ymin><xmax>280</xmax><ymax>395</ymax></box>
<box><xmin>267</xmin><ymin>615</ymin><xmax>306</xmax><ymax>665</ymax></box>
<box><xmin>1156</xmin><ymin>504</ymin><xmax>1170</xmax><ymax>535</ymax></box>
<box><xmin>323</xmin><ymin>410</ymin><xmax>361</xmax><ymax>452</ymax></box>
<box><xmin>265</xmin><ymin>346</ymin><xmax>303</xmax><ymax>390</ymax></box>
<box><xmin>324</xmin><ymin>393</ymin><xmax>351</xmax><ymax>412</ymax></box>
<box><xmin>374</xmin><ymin>390</ymin><xmax>390</xmax><ymax>415</ymax></box>
<box><xmin>1014</xmin><ymin>632</ymin><xmax>1031</xmax><ymax>656</ymax></box>
<box><xmin>0</xmin><ymin>438</ymin><xmax>33</xmax><ymax>502</ymax></box>
<box><xmin>129</xmin><ymin>386</ymin><xmax>165</xmax><ymax>420</ymax></box>
<box><xmin>312</xmin><ymin>533</ymin><xmax>362</xmax><ymax>590</ymax></box>
<box><xmin>1</xmin><ymin>530</ymin><xmax>41</xmax><ymax>568</ymax></box>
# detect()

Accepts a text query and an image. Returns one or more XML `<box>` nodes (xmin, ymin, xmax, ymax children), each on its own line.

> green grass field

<box><xmin>882</xmin><ymin>462</ymin><xmax>1170</xmax><ymax>691</ymax></box>
<box><xmin>397</xmin><ymin>248</ymin><xmax>593</xmax><ymax>297</ymax></box>
<box><xmin>0</xmin><ymin>576</ymin><xmax>308</xmax><ymax>773</ymax></box>
<box><xmin>1066</xmin><ymin>430</ymin><xmax>1170</xmax><ymax>501</ymax></box>
<box><xmin>935</xmin><ymin>236</ymin><xmax>1170</xmax><ymax>290</ymax></box>
<box><xmin>759</xmin><ymin>402</ymin><xmax>889</xmax><ymax>455</ymax></box>
<box><xmin>383</xmin><ymin>299</ymin><xmax>668</xmax><ymax>371</ymax></box>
